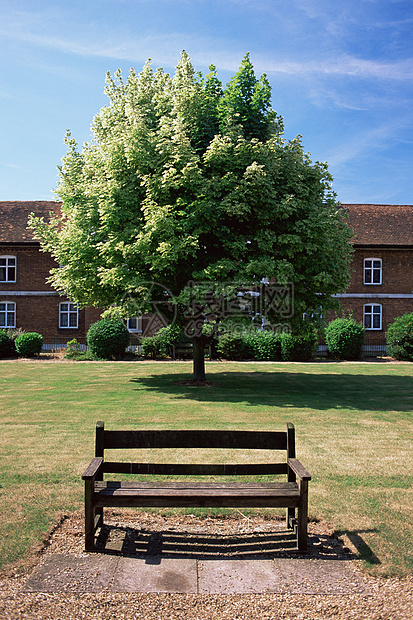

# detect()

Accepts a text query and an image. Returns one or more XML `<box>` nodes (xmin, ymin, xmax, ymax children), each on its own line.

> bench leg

<box><xmin>96</xmin><ymin>507</ymin><xmax>103</xmax><ymax>529</ymax></box>
<box><xmin>84</xmin><ymin>480</ymin><xmax>97</xmax><ymax>551</ymax></box>
<box><xmin>297</xmin><ymin>480</ymin><xmax>309</xmax><ymax>551</ymax></box>
<box><xmin>286</xmin><ymin>507</ymin><xmax>295</xmax><ymax>530</ymax></box>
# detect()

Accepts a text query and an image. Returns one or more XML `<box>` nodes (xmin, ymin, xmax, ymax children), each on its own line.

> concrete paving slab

<box><xmin>275</xmin><ymin>558</ymin><xmax>369</xmax><ymax>595</ymax></box>
<box><xmin>22</xmin><ymin>553</ymin><xmax>369</xmax><ymax>595</ymax></box>
<box><xmin>22</xmin><ymin>554</ymin><xmax>119</xmax><ymax>593</ymax></box>
<box><xmin>111</xmin><ymin>557</ymin><xmax>197</xmax><ymax>593</ymax></box>
<box><xmin>198</xmin><ymin>559</ymin><xmax>283</xmax><ymax>594</ymax></box>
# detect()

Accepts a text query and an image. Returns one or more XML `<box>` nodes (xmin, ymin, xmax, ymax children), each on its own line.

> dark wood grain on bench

<box><xmin>82</xmin><ymin>421</ymin><xmax>311</xmax><ymax>552</ymax></box>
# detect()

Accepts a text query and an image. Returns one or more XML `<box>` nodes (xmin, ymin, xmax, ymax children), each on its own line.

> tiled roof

<box><xmin>1</xmin><ymin>201</ymin><xmax>413</xmax><ymax>247</ymax></box>
<box><xmin>342</xmin><ymin>203</ymin><xmax>413</xmax><ymax>246</ymax></box>
<box><xmin>0</xmin><ymin>201</ymin><xmax>61</xmax><ymax>243</ymax></box>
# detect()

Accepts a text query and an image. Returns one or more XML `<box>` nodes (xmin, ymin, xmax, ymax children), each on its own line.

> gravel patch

<box><xmin>0</xmin><ymin>511</ymin><xmax>412</xmax><ymax>619</ymax></box>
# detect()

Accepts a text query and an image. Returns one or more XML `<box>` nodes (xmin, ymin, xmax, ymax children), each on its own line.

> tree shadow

<box><xmin>129</xmin><ymin>370</ymin><xmax>413</xmax><ymax>412</ymax></box>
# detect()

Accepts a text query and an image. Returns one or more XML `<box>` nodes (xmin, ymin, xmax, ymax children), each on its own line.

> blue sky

<box><xmin>1</xmin><ymin>0</ymin><xmax>413</xmax><ymax>204</ymax></box>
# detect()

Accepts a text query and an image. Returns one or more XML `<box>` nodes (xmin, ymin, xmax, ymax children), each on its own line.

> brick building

<box><xmin>336</xmin><ymin>204</ymin><xmax>413</xmax><ymax>345</ymax></box>
<box><xmin>0</xmin><ymin>201</ymin><xmax>102</xmax><ymax>343</ymax></box>
<box><xmin>1</xmin><ymin>201</ymin><xmax>413</xmax><ymax>348</ymax></box>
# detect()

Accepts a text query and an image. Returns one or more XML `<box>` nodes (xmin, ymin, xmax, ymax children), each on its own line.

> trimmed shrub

<box><xmin>14</xmin><ymin>332</ymin><xmax>43</xmax><ymax>357</ymax></box>
<box><xmin>141</xmin><ymin>325</ymin><xmax>185</xmax><ymax>359</ymax></box>
<box><xmin>0</xmin><ymin>330</ymin><xmax>15</xmax><ymax>358</ymax></box>
<box><xmin>141</xmin><ymin>333</ymin><xmax>162</xmax><ymax>359</ymax></box>
<box><xmin>216</xmin><ymin>333</ymin><xmax>253</xmax><ymax>360</ymax></box>
<box><xmin>87</xmin><ymin>318</ymin><xmax>130</xmax><ymax>360</ymax></box>
<box><xmin>245</xmin><ymin>331</ymin><xmax>283</xmax><ymax>361</ymax></box>
<box><xmin>386</xmin><ymin>312</ymin><xmax>413</xmax><ymax>361</ymax></box>
<box><xmin>325</xmin><ymin>317</ymin><xmax>365</xmax><ymax>360</ymax></box>
<box><xmin>281</xmin><ymin>330</ymin><xmax>318</xmax><ymax>361</ymax></box>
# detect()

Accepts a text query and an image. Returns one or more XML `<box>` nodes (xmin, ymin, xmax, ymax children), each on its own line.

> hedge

<box><xmin>386</xmin><ymin>312</ymin><xmax>413</xmax><ymax>361</ymax></box>
<box><xmin>14</xmin><ymin>332</ymin><xmax>43</xmax><ymax>357</ymax></box>
<box><xmin>325</xmin><ymin>317</ymin><xmax>365</xmax><ymax>360</ymax></box>
<box><xmin>87</xmin><ymin>318</ymin><xmax>130</xmax><ymax>360</ymax></box>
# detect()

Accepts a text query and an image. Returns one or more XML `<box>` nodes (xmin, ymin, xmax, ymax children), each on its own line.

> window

<box><xmin>303</xmin><ymin>307</ymin><xmax>323</xmax><ymax>321</ymax></box>
<box><xmin>126</xmin><ymin>317</ymin><xmax>142</xmax><ymax>333</ymax></box>
<box><xmin>363</xmin><ymin>304</ymin><xmax>382</xmax><ymax>330</ymax></box>
<box><xmin>0</xmin><ymin>302</ymin><xmax>16</xmax><ymax>327</ymax></box>
<box><xmin>59</xmin><ymin>302</ymin><xmax>78</xmax><ymax>328</ymax></box>
<box><xmin>364</xmin><ymin>258</ymin><xmax>382</xmax><ymax>284</ymax></box>
<box><xmin>0</xmin><ymin>256</ymin><xmax>16</xmax><ymax>282</ymax></box>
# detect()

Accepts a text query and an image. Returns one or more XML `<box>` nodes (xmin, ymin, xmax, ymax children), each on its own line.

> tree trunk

<box><xmin>192</xmin><ymin>336</ymin><xmax>207</xmax><ymax>382</ymax></box>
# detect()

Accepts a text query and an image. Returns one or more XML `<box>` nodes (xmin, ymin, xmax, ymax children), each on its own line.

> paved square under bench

<box><xmin>23</xmin><ymin>554</ymin><xmax>368</xmax><ymax>595</ymax></box>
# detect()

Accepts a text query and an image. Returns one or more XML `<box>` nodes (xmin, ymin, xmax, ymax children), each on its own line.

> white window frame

<box><xmin>59</xmin><ymin>302</ymin><xmax>79</xmax><ymax>328</ymax></box>
<box><xmin>363</xmin><ymin>303</ymin><xmax>382</xmax><ymax>330</ymax></box>
<box><xmin>126</xmin><ymin>317</ymin><xmax>142</xmax><ymax>333</ymax></box>
<box><xmin>303</xmin><ymin>307</ymin><xmax>323</xmax><ymax>321</ymax></box>
<box><xmin>364</xmin><ymin>258</ymin><xmax>382</xmax><ymax>285</ymax></box>
<box><xmin>0</xmin><ymin>256</ymin><xmax>16</xmax><ymax>282</ymax></box>
<box><xmin>0</xmin><ymin>301</ymin><xmax>16</xmax><ymax>328</ymax></box>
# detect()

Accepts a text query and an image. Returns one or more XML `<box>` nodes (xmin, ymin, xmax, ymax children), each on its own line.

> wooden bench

<box><xmin>172</xmin><ymin>342</ymin><xmax>193</xmax><ymax>359</ymax></box>
<box><xmin>82</xmin><ymin>421</ymin><xmax>311</xmax><ymax>552</ymax></box>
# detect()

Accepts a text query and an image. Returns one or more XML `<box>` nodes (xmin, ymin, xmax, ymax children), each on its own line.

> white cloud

<box><xmin>1</xmin><ymin>1</ymin><xmax>413</xmax><ymax>86</ymax></box>
<box><xmin>1</xmin><ymin>162</ymin><xmax>20</xmax><ymax>169</ymax></box>
<box><xmin>3</xmin><ymin>13</ymin><xmax>413</xmax><ymax>84</ymax></box>
<box><xmin>260</xmin><ymin>55</ymin><xmax>413</xmax><ymax>82</ymax></box>
<box><xmin>326</xmin><ymin>119</ymin><xmax>410</xmax><ymax>169</ymax></box>
<box><xmin>0</xmin><ymin>10</ymin><xmax>233</xmax><ymax>70</ymax></box>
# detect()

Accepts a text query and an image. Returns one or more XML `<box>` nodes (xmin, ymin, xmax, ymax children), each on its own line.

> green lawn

<box><xmin>0</xmin><ymin>359</ymin><xmax>412</xmax><ymax>576</ymax></box>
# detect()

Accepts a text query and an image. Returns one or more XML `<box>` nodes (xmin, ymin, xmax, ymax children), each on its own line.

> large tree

<box><xmin>30</xmin><ymin>52</ymin><xmax>353</xmax><ymax>381</ymax></box>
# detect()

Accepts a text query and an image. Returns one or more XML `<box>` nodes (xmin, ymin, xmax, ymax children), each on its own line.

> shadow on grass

<box><xmin>130</xmin><ymin>371</ymin><xmax>413</xmax><ymax>412</ymax></box>
<box><xmin>336</xmin><ymin>529</ymin><xmax>381</xmax><ymax>565</ymax></box>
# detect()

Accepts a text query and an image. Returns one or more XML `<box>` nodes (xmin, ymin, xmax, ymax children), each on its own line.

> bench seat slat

<box><xmin>93</xmin><ymin>481</ymin><xmax>301</xmax><ymax>508</ymax></box>
<box><xmin>103</xmin><ymin>462</ymin><xmax>289</xmax><ymax>476</ymax></box>
<box><xmin>95</xmin><ymin>481</ymin><xmax>299</xmax><ymax>491</ymax></box>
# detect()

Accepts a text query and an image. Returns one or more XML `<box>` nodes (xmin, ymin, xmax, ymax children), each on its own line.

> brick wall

<box><xmin>3</xmin><ymin>240</ymin><xmax>413</xmax><ymax>346</ymax></box>
<box><xmin>335</xmin><ymin>297</ymin><xmax>413</xmax><ymax>343</ymax></box>
<box><xmin>1</xmin><ymin>244</ymin><xmax>104</xmax><ymax>339</ymax></box>
<box><xmin>336</xmin><ymin>246</ymin><xmax>413</xmax><ymax>344</ymax></box>
<box><xmin>348</xmin><ymin>248</ymin><xmax>413</xmax><ymax>293</ymax></box>
<box><xmin>2</xmin><ymin>245</ymin><xmax>57</xmax><ymax>291</ymax></box>
<box><xmin>4</xmin><ymin>294</ymin><xmax>78</xmax><ymax>339</ymax></box>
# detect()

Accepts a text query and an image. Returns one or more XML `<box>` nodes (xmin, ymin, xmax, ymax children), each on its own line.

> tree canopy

<box><xmin>29</xmin><ymin>52</ymin><xmax>353</xmax><ymax>380</ymax></box>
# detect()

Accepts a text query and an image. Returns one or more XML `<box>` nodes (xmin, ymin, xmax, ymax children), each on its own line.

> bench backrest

<box><xmin>94</xmin><ymin>421</ymin><xmax>296</xmax><ymax>477</ymax></box>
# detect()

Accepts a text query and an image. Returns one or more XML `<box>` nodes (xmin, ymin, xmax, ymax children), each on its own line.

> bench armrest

<box><xmin>82</xmin><ymin>457</ymin><xmax>104</xmax><ymax>480</ymax></box>
<box><xmin>288</xmin><ymin>458</ymin><xmax>311</xmax><ymax>481</ymax></box>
